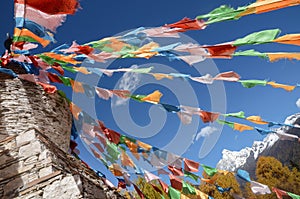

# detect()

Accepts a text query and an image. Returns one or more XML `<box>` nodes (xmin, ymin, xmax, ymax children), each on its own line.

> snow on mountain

<box><xmin>216</xmin><ymin>113</ymin><xmax>300</xmax><ymax>174</ymax></box>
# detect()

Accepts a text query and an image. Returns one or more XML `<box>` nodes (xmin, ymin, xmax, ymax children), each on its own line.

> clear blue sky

<box><xmin>1</xmin><ymin>0</ymin><xmax>300</xmax><ymax>186</ymax></box>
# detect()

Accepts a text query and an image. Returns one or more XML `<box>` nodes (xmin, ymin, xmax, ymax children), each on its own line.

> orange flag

<box><xmin>70</xmin><ymin>79</ymin><xmax>85</xmax><ymax>93</ymax></box>
<box><xmin>267</xmin><ymin>81</ymin><xmax>296</xmax><ymax>92</ymax></box>
<box><xmin>248</xmin><ymin>0</ymin><xmax>300</xmax><ymax>14</ymax></box>
<box><xmin>151</xmin><ymin>73</ymin><xmax>174</xmax><ymax>80</ymax></box>
<box><xmin>43</xmin><ymin>52</ymin><xmax>80</xmax><ymax>65</ymax></box>
<box><xmin>137</xmin><ymin>140</ymin><xmax>152</xmax><ymax>151</ymax></box>
<box><xmin>74</xmin><ymin>67</ymin><xmax>92</xmax><ymax>75</ymax></box>
<box><xmin>273</xmin><ymin>34</ymin><xmax>300</xmax><ymax>46</ymax></box>
<box><xmin>268</xmin><ymin>53</ymin><xmax>300</xmax><ymax>62</ymax></box>
<box><xmin>109</xmin><ymin>164</ymin><xmax>123</xmax><ymax>176</ymax></box>
<box><xmin>233</xmin><ymin>123</ymin><xmax>254</xmax><ymax>132</ymax></box>
<box><xmin>14</xmin><ymin>28</ymin><xmax>50</xmax><ymax>47</ymax></box>
<box><xmin>125</xmin><ymin>139</ymin><xmax>140</xmax><ymax>160</ymax></box>
<box><xmin>121</xmin><ymin>150</ymin><xmax>135</xmax><ymax>168</ymax></box>
<box><xmin>141</xmin><ymin>90</ymin><xmax>163</xmax><ymax>104</ymax></box>
<box><xmin>69</xmin><ymin>102</ymin><xmax>81</xmax><ymax>120</ymax></box>
<box><xmin>246</xmin><ymin>115</ymin><xmax>268</xmax><ymax>125</ymax></box>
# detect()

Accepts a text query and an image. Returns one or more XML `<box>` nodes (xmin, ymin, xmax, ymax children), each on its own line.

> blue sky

<box><xmin>1</xmin><ymin>0</ymin><xmax>300</xmax><ymax>186</ymax></box>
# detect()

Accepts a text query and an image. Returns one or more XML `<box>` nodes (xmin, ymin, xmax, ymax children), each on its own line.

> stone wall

<box><xmin>0</xmin><ymin>78</ymin><xmax>124</xmax><ymax>198</ymax></box>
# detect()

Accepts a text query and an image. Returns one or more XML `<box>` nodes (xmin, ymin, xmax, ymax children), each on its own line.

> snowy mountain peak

<box><xmin>216</xmin><ymin>113</ymin><xmax>300</xmax><ymax>172</ymax></box>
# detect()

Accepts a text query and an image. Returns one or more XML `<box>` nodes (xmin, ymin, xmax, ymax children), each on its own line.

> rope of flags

<box><xmin>12</xmin><ymin>0</ymin><xmax>300</xmax><ymax>49</ymax></box>
<box><xmin>2</xmin><ymin>59</ymin><xmax>300</xmax><ymax>140</ymax></box>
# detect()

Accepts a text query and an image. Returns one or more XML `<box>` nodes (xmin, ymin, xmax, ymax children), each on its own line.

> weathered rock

<box><xmin>0</xmin><ymin>78</ymin><xmax>124</xmax><ymax>198</ymax></box>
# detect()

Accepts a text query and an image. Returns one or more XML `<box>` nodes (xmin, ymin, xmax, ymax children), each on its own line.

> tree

<box><xmin>244</xmin><ymin>156</ymin><xmax>300</xmax><ymax>199</ymax></box>
<box><xmin>132</xmin><ymin>177</ymin><xmax>170</xmax><ymax>199</ymax></box>
<box><xmin>199</xmin><ymin>172</ymin><xmax>242</xmax><ymax>199</ymax></box>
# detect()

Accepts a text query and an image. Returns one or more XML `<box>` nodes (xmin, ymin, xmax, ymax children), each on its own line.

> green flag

<box><xmin>168</xmin><ymin>186</ymin><xmax>181</xmax><ymax>199</ymax></box>
<box><xmin>119</xmin><ymin>135</ymin><xmax>136</xmax><ymax>144</ymax></box>
<box><xmin>62</xmin><ymin>66</ymin><xmax>78</xmax><ymax>73</ymax></box>
<box><xmin>201</xmin><ymin>164</ymin><xmax>218</xmax><ymax>177</ymax></box>
<box><xmin>224</xmin><ymin>111</ymin><xmax>245</xmax><ymax>118</ymax></box>
<box><xmin>106</xmin><ymin>140</ymin><xmax>120</xmax><ymax>161</ymax></box>
<box><xmin>184</xmin><ymin>170</ymin><xmax>199</xmax><ymax>182</ymax></box>
<box><xmin>13</xmin><ymin>35</ymin><xmax>39</xmax><ymax>43</ymax></box>
<box><xmin>217</xmin><ymin>120</ymin><xmax>234</xmax><ymax>129</ymax></box>
<box><xmin>196</xmin><ymin>5</ymin><xmax>247</xmax><ymax>24</ymax></box>
<box><xmin>239</xmin><ymin>80</ymin><xmax>267</xmax><ymax>88</ymax></box>
<box><xmin>288</xmin><ymin>192</ymin><xmax>300</xmax><ymax>199</ymax></box>
<box><xmin>130</xmin><ymin>94</ymin><xmax>147</xmax><ymax>102</ymax></box>
<box><xmin>59</xmin><ymin>76</ymin><xmax>72</xmax><ymax>86</ymax></box>
<box><xmin>131</xmin><ymin>67</ymin><xmax>154</xmax><ymax>74</ymax></box>
<box><xmin>233</xmin><ymin>29</ymin><xmax>280</xmax><ymax>46</ymax></box>
<box><xmin>38</xmin><ymin>54</ymin><xmax>68</xmax><ymax>67</ymax></box>
<box><xmin>233</xmin><ymin>49</ymin><xmax>268</xmax><ymax>59</ymax></box>
<box><xmin>182</xmin><ymin>181</ymin><xmax>196</xmax><ymax>195</ymax></box>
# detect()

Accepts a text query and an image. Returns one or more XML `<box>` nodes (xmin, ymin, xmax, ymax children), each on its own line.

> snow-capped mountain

<box><xmin>216</xmin><ymin>113</ymin><xmax>300</xmax><ymax>177</ymax></box>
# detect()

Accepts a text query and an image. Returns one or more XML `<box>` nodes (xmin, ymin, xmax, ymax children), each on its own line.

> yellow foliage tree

<box><xmin>132</xmin><ymin>177</ymin><xmax>170</xmax><ymax>199</ymax></box>
<box><xmin>199</xmin><ymin>172</ymin><xmax>242</xmax><ymax>199</ymax></box>
<box><xmin>244</xmin><ymin>156</ymin><xmax>300</xmax><ymax>199</ymax></box>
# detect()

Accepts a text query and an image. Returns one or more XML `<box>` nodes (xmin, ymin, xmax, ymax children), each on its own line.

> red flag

<box><xmin>97</xmin><ymin>122</ymin><xmax>121</xmax><ymax>144</ymax></box>
<box><xmin>111</xmin><ymin>90</ymin><xmax>131</xmax><ymax>98</ymax></box>
<box><xmin>272</xmin><ymin>187</ymin><xmax>288</xmax><ymax>199</ymax></box>
<box><xmin>184</xmin><ymin>158</ymin><xmax>199</xmax><ymax>172</ymax></box>
<box><xmin>169</xmin><ymin>174</ymin><xmax>183</xmax><ymax>191</ymax></box>
<box><xmin>158</xmin><ymin>179</ymin><xmax>169</xmax><ymax>194</ymax></box>
<box><xmin>203</xmin><ymin>44</ymin><xmax>237</xmax><ymax>58</ymax></box>
<box><xmin>133</xmin><ymin>183</ymin><xmax>145</xmax><ymax>199</ymax></box>
<box><xmin>15</xmin><ymin>0</ymin><xmax>79</xmax><ymax>15</ymax></box>
<box><xmin>77</xmin><ymin>45</ymin><xmax>94</xmax><ymax>55</ymax></box>
<box><xmin>168</xmin><ymin>165</ymin><xmax>184</xmax><ymax>176</ymax></box>
<box><xmin>70</xmin><ymin>140</ymin><xmax>78</xmax><ymax>152</ymax></box>
<box><xmin>199</xmin><ymin>111</ymin><xmax>219</xmax><ymax>123</ymax></box>
<box><xmin>47</xmin><ymin>72</ymin><xmax>63</xmax><ymax>83</ymax></box>
<box><xmin>51</xmin><ymin>63</ymin><xmax>64</xmax><ymax>75</ymax></box>
<box><xmin>38</xmin><ymin>82</ymin><xmax>57</xmax><ymax>93</ymax></box>
<box><xmin>93</xmin><ymin>143</ymin><xmax>104</xmax><ymax>153</ymax></box>
<box><xmin>151</xmin><ymin>183</ymin><xmax>163</xmax><ymax>195</ymax></box>
<box><xmin>165</xmin><ymin>17</ymin><xmax>206</xmax><ymax>32</ymax></box>
<box><xmin>117</xmin><ymin>178</ymin><xmax>126</xmax><ymax>189</ymax></box>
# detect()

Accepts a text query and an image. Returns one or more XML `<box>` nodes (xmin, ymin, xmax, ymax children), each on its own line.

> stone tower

<box><xmin>0</xmin><ymin>65</ymin><xmax>123</xmax><ymax>198</ymax></box>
